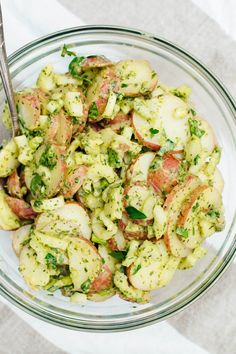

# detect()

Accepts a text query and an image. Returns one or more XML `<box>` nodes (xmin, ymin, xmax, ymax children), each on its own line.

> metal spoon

<box><xmin>0</xmin><ymin>3</ymin><xmax>19</xmax><ymax>137</ymax></box>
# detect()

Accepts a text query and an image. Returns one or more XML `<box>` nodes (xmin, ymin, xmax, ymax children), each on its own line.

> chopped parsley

<box><xmin>107</xmin><ymin>148</ymin><xmax>121</xmax><ymax>168</ymax></box>
<box><xmin>176</xmin><ymin>227</ymin><xmax>189</xmax><ymax>239</ymax></box>
<box><xmin>72</xmin><ymin>116</ymin><xmax>80</xmax><ymax>125</ymax></box>
<box><xmin>81</xmin><ymin>278</ymin><xmax>91</xmax><ymax>293</ymax></box>
<box><xmin>33</xmin><ymin>200</ymin><xmax>43</xmax><ymax>208</ymax></box>
<box><xmin>68</xmin><ymin>56</ymin><xmax>85</xmax><ymax>78</ymax></box>
<box><xmin>149</xmin><ymin>128</ymin><xmax>159</xmax><ymax>138</ymax></box>
<box><xmin>30</xmin><ymin>174</ymin><xmax>45</xmax><ymax>197</ymax></box>
<box><xmin>188</xmin><ymin>118</ymin><xmax>205</xmax><ymax>138</ymax></box>
<box><xmin>45</xmin><ymin>253</ymin><xmax>57</xmax><ymax>270</ymax></box>
<box><xmin>39</xmin><ymin>145</ymin><xmax>57</xmax><ymax>170</ymax></box>
<box><xmin>192</xmin><ymin>202</ymin><xmax>199</xmax><ymax>212</ymax></box>
<box><xmin>126</xmin><ymin>206</ymin><xmax>147</xmax><ymax>219</ymax></box>
<box><xmin>88</xmin><ymin>102</ymin><xmax>99</xmax><ymax>119</ymax></box>
<box><xmin>61</xmin><ymin>44</ymin><xmax>76</xmax><ymax>57</ymax></box>
<box><xmin>121</xmin><ymin>83</ymin><xmax>128</xmax><ymax>88</ymax></box>
<box><xmin>109</xmin><ymin>250</ymin><xmax>127</xmax><ymax>261</ymax></box>
<box><xmin>189</xmin><ymin>108</ymin><xmax>196</xmax><ymax>116</ymax></box>
<box><xmin>207</xmin><ymin>210</ymin><xmax>220</xmax><ymax>218</ymax></box>
<box><xmin>132</xmin><ymin>264</ymin><xmax>141</xmax><ymax>275</ymax></box>
<box><xmin>193</xmin><ymin>154</ymin><xmax>200</xmax><ymax>165</ymax></box>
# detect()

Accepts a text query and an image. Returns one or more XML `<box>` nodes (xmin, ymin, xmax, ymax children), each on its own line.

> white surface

<box><xmin>0</xmin><ymin>0</ymin><xmax>234</xmax><ymax>353</ymax></box>
<box><xmin>192</xmin><ymin>0</ymin><xmax>236</xmax><ymax>41</ymax></box>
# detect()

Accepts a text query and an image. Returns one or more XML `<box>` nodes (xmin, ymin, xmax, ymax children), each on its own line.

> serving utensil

<box><xmin>0</xmin><ymin>3</ymin><xmax>19</xmax><ymax>136</ymax></box>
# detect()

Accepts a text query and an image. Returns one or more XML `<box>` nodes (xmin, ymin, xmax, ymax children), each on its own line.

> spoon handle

<box><xmin>0</xmin><ymin>3</ymin><xmax>19</xmax><ymax>136</ymax></box>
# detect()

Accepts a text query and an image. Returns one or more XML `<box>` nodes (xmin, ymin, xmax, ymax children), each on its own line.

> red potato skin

<box><xmin>81</xmin><ymin>56</ymin><xmax>112</xmax><ymax>71</ymax></box>
<box><xmin>148</xmin><ymin>154</ymin><xmax>181</xmax><ymax>195</ymax></box>
<box><xmin>118</xmin><ymin>216</ymin><xmax>148</xmax><ymax>240</ymax></box>
<box><xmin>88</xmin><ymin>68</ymin><xmax>120</xmax><ymax>122</ymax></box>
<box><xmin>89</xmin><ymin>265</ymin><xmax>113</xmax><ymax>293</ymax></box>
<box><xmin>163</xmin><ymin>175</ymin><xmax>200</xmax><ymax>255</ymax></box>
<box><xmin>15</xmin><ymin>91</ymin><xmax>41</xmax><ymax>130</ymax></box>
<box><xmin>132</xmin><ymin>122</ymin><xmax>161</xmax><ymax>151</ymax></box>
<box><xmin>45</xmin><ymin>114</ymin><xmax>60</xmax><ymax>143</ymax></box>
<box><xmin>6</xmin><ymin>197</ymin><xmax>37</xmax><ymax>220</ymax></box>
<box><xmin>62</xmin><ymin>165</ymin><xmax>88</xmax><ymax>199</ymax></box>
<box><xmin>164</xmin><ymin>175</ymin><xmax>195</xmax><ymax>210</ymax></box>
<box><xmin>46</xmin><ymin>111</ymin><xmax>73</xmax><ymax>145</ymax></box>
<box><xmin>7</xmin><ymin>171</ymin><xmax>22</xmax><ymax>199</ymax></box>
<box><xmin>107</xmin><ymin>237</ymin><xmax>119</xmax><ymax>251</ymax></box>
<box><xmin>102</xmin><ymin>112</ymin><xmax>131</xmax><ymax>132</ymax></box>
<box><xmin>177</xmin><ymin>185</ymin><xmax>208</xmax><ymax>227</ymax></box>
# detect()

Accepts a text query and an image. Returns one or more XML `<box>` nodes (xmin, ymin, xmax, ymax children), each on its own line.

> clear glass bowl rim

<box><xmin>0</xmin><ymin>25</ymin><xmax>235</xmax><ymax>332</ymax></box>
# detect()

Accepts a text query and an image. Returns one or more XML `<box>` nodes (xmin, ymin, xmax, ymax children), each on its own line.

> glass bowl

<box><xmin>0</xmin><ymin>26</ymin><xmax>235</xmax><ymax>332</ymax></box>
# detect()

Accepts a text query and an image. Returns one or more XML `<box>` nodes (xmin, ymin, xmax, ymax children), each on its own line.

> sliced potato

<box><xmin>87</xmin><ymin>288</ymin><xmax>115</xmax><ymax>302</ymax></box>
<box><xmin>12</xmin><ymin>224</ymin><xmax>32</xmax><ymax>256</ymax></box>
<box><xmin>127</xmin><ymin>240</ymin><xmax>169</xmax><ymax>291</ymax></box>
<box><xmin>98</xmin><ymin>244</ymin><xmax>118</xmax><ymax>273</ymax></box>
<box><xmin>34</xmin><ymin>231</ymin><xmax>69</xmax><ymax>250</ymax></box>
<box><xmin>30</xmin><ymin>196</ymin><xmax>65</xmax><ymax>213</ymax></box>
<box><xmin>89</xmin><ymin>264</ymin><xmax>113</xmax><ymax>293</ymax></box>
<box><xmin>164</xmin><ymin>175</ymin><xmax>201</xmax><ymax>257</ymax></box>
<box><xmin>126</xmin><ymin>152</ymin><xmax>155</xmax><ymax>183</ymax></box>
<box><xmin>67</xmin><ymin>237</ymin><xmax>102</xmax><ymax>291</ymax></box>
<box><xmin>107</xmin><ymin>229</ymin><xmax>127</xmax><ymax>252</ymax></box>
<box><xmin>115</xmin><ymin>60</ymin><xmax>157</xmax><ymax>96</ymax></box>
<box><xmin>158</xmin><ymin>256</ymin><xmax>180</xmax><ymax>287</ymax></box>
<box><xmin>61</xmin><ymin>165</ymin><xmax>88</xmax><ymax>199</ymax></box>
<box><xmin>7</xmin><ymin>170</ymin><xmax>24</xmax><ymax>199</ymax></box>
<box><xmin>114</xmin><ymin>270</ymin><xmax>150</xmax><ymax>303</ymax></box>
<box><xmin>19</xmin><ymin>245</ymin><xmax>50</xmax><ymax>289</ymax></box>
<box><xmin>0</xmin><ymin>139</ymin><xmax>19</xmax><ymax>177</ymax></box>
<box><xmin>147</xmin><ymin>154</ymin><xmax>180</xmax><ymax>194</ymax></box>
<box><xmin>6</xmin><ymin>197</ymin><xmax>37</xmax><ymax>220</ymax></box>
<box><xmin>178</xmin><ymin>246</ymin><xmax>207</xmax><ymax>270</ymax></box>
<box><xmin>35</xmin><ymin>203</ymin><xmax>91</xmax><ymax>239</ymax></box>
<box><xmin>0</xmin><ymin>189</ymin><xmax>20</xmax><ymax>230</ymax></box>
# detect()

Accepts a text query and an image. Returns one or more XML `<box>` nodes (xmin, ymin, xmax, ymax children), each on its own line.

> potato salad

<box><xmin>0</xmin><ymin>45</ymin><xmax>225</xmax><ymax>304</ymax></box>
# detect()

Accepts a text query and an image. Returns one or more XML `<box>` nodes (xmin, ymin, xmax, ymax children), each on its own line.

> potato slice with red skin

<box><xmin>132</xmin><ymin>111</ymin><xmax>161</xmax><ymax>151</ymax></box>
<box><xmin>12</xmin><ymin>224</ymin><xmax>32</xmax><ymax>256</ymax></box>
<box><xmin>45</xmin><ymin>114</ymin><xmax>60</xmax><ymax>143</ymax></box>
<box><xmin>7</xmin><ymin>170</ymin><xmax>23</xmax><ymax>199</ymax></box>
<box><xmin>164</xmin><ymin>175</ymin><xmax>201</xmax><ymax>257</ymax></box>
<box><xmin>147</xmin><ymin>154</ymin><xmax>181</xmax><ymax>194</ymax></box>
<box><xmin>89</xmin><ymin>265</ymin><xmax>113</xmax><ymax>293</ymax></box>
<box><xmin>35</xmin><ymin>202</ymin><xmax>91</xmax><ymax>239</ymax></box>
<box><xmin>126</xmin><ymin>152</ymin><xmax>155</xmax><ymax>183</ymax></box>
<box><xmin>67</xmin><ymin>237</ymin><xmax>102</xmax><ymax>291</ymax></box>
<box><xmin>62</xmin><ymin>165</ymin><xmax>88</xmax><ymax>199</ymax></box>
<box><xmin>177</xmin><ymin>185</ymin><xmax>208</xmax><ymax>227</ymax></box>
<box><xmin>55</xmin><ymin>111</ymin><xmax>73</xmax><ymax>145</ymax></box>
<box><xmin>87</xmin><ymin>67</ymin><xmax>120</xmax><ymax>122</ymax></box>
<box><xmin>15</xmin><ymin>89</ymin><xmax>48</xmax><ymax>130</ymax></box>
<box><xmin>118</xmin><ymin>214</ymin><xmax>148</xmax><ymax>240</ymax></box>
<box><xmin>115</xmin><ymin>60</ymin><xmax>157</xmax><ymax>97</ymax></box>
<box><xmin>46</xmin><ymin>111</ymin><xmax>73</xmax><ymax>145</ymax></box>
<box><xmin>107</xmin><ymin>229</ymin><xmax>127</xmax><ymax>251</ymax></box>
<box><xmin>102</xmin><ymin>112</ymin><xmax>131</xmax><ymax>132</ymax></box>
<box><xmin>6</xmin><ymin>197</ymin><xmax>37</xmax><ymax>220</ymax></box>
<box><xmin>81</xmin><ymin>55</ymin><xmax>113</xmax><ymax>71</ymax></box>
